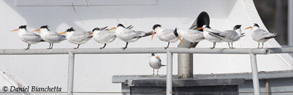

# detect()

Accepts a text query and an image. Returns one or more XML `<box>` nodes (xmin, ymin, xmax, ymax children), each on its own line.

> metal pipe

<box><xmin>67</xmin><ymin>52</ymin><xmax>75</xmax><ymax>95</ymax></box>
<box><xmin>289</xmin><ymin>0</ymin><xmax>293</xmax><ymax>46</ymax></box>
<box><xmin>0</xmin><ymin>48</ymin><xmax>271</xmax><ymax>55</ymax></box>
<box><xmin>166</xmin><ymin>51</ymin><xmax>173</xmax><ymax>95</ymax></box>
<box><xmin>250</xmin><ymin>53</ymin><xmax>260</xmax><ymax>95</ymax></box>
<box><xmin>178</xmin><ymin>53</ymin><xmax>193</xmax><ymax>78</ymax></box>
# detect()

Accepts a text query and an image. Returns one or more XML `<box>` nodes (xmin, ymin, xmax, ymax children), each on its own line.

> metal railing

<box><xmin>0</xmin><ymin>48</ymin><xmax>293</xmax><ymax>95</ymax></box>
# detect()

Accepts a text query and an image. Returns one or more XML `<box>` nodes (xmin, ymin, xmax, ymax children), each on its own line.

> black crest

<box><xmin>152</xmin><ymin>24</ymin><xmax>161</xmax><ymax>30</ymax></box>
<box><xmin>117</xmin><ymin>24</ymin><xmax>125</xmax><ymax>28</ymax></box>
<box><xmin>19</xmin><ymin>25</ymin><xmax>27</xmax><ymax>29</ymax></box>
<box><xmin>254</xmin><ymin>23</ymin><xmax>259</xmax><ymax>28</ymax></box>
<box><xmin>40</xmin><ymin>25</ymin><xmax>50</xmax><ymax>31</ymax></box>
<box><xmin>151</xmin><ymin>53</ymin><xmax>155</xmax><ymax>56</ymax></box>
<box><xmin>66</xmin><ymin>27</ymin><xmax>75</xmax><ymax>32</ymax></box>
<box><xmin>92</xmin><ymin>27</ymin><xmax>100</xmax><ymax>32</ymax></box>
<box><xmin>233</xmin><ymin>25</ymin><xmax>241</xmax><ymax>30</ymax></box>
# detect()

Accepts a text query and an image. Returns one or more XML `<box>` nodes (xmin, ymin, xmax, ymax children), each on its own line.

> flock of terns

<box><xmin>10</xmin><ymin>23</ymin><xmax>278</xmax><ymax>75</ymax></box>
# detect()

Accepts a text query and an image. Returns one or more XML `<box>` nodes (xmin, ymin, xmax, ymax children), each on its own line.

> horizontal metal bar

<box><xmin>268</xmin><ymin>48</ymin><xmax>293</xmax><ymax>53</ymax></box>
<box><xmin>0</xmin><ymin>48</ymin><xmax>272</xmax><ymax>55</ymax></box>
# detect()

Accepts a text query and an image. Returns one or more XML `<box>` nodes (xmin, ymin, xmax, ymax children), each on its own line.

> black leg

<box><xmin>123</xmin><ymin>42</ymin><xmax>128</xmax><ymax>49</ymax></box>
<box><xmin>231</xmin><ymin>43</ymin><xmax>234</xmax><ymax>49</ymax></box>
<box><xmin>75</xmin><ymin>44</ymin><xmax>80</xmax><ymax>49</ymax></box>
<box><xmin>25</xmin><ymin>44</ymin><xmax>31</xmax><ymax>50</ymax></box>
<box><xmin>153</xmin><ymin>69</ymin><xmax>155</xmax><ymax>75</ymax></box>
<box><xmin>262</xmin><ymin>43</ymin><xmax>264</xmax><ymax>48</ymax></box>
<box><xmin>157</xmin><ymin>69</ymin><xmax>159</xmax><ymax>75</ymax></box>
<box><xmin>164</xmin><ymin>42</ymin><xmax>170</xmax><ymax>49</ymax></box>
<box><xmin>211</xmin><ymin>42</ymin><xmax>216</xmax><ymax>49</ymax></box>
<box><xmin>257</xmin><ymin>42</ymin><xmax>260</xmax><ymax>48</ymax></box>
<box><xmin>100</xmin><ymin>43</ymin><xmax>107</xmax><ymax>49</ymax></box>
<box><xmin>228</xmin><ymin>43</ymin><xmax>230</xmax><ymax>48</ymax></box>
<box><xmin>51</xmin><ymin>43</ymin><xmax>54</xmax><ymax>49</ymax></box>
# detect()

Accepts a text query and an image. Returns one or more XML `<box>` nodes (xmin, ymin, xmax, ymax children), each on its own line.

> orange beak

<box><xmin>151</xmin><ymin>31</ymin><xmax>155</xmax><ymax>40</ymax></box>
<box><xmin>245</xmin><ymin>26</ymin><xmax>253</xmax><ymax>30</ymax></box>
<box><xmin>32</xmin><ymin>29</ymin><xmax>40</xmax><ymax>32</ymax></box>
<box><xmin>107</xmin><ymin>27</ymin><xmax>116</xmax><ymax>31</ymax></box>
<box><xmin>11</xmin><ymin>29</ymin><xmax>19</xmax><ymax>32</ymax></box>
<box><xmin>88</xmin><ymin>32</ymin><xmax>93</xmax><ymax>36</ymax></box>
<box><xmin>197</xmin><ymin>27</ymin><xmax>204</xmax><ymax>30</ymax></box>
<box><xmin>58</xmin><ymin>32</ymin><xmax>66</xmax><ymax>35</ymax></box>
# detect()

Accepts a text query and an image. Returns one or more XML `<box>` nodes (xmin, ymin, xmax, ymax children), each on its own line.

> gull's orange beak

<box><xmin>245</xmin><ymin>26</ymin><xmax>253</xmax><ymax>30</ymax></box>
<box><xmin>32</xmin><ymin>29</ymin><xmax>40</xmax><ymax>32</ymax></box>
<box><xmin>58</xmin><ymin>32</ymin><xmax>66</xmax><ymax>35</ymax></box>
<box><xmin>88</xmin><ymin>32</ymin><xmax>93</xmax><ymax>36</ymax></box>
<box><xmin>178</xmin><ymin>36</ymin><xmax>183</xmax><ymax>45</ymax></box>
<box><xmin>11</xmin><ymin>29</ymin><xmax>19</xmax><ymax>32</ymax></box>
<box><xmin>107</xmin><ymin>27</ymin><xmax>116</xmax><ymax>31</ymax></box>
<box><xmin>151</xmin><ymin>31</ymin><xmax>155</xmax><ymax>40</ymax></box>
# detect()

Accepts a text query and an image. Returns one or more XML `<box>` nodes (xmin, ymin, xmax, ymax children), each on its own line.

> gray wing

<box><xmin>22</xmin><ymin>32</ymin><xmax>43</xmax><ymax>42</ymax></box>
<box><xmin>71</xmin><ymin>32</ymin><xmax>92</xmax><ymax>42</ymax></box>
<box><xmin>253</xmin><ymin>29</ymin><xmax>275</xmax><ymax>40</ymax></box>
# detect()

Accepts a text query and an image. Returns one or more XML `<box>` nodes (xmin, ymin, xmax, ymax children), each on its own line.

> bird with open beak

<box><xmin>11</xmin><ymin>25</ymin><xmax>44</xmax><ymax>50</ymax></box>
<box><xmin>58</xmin><ymin>27</ymin><xmax>92</xmax><ymax>49</ymax></box>
<box><xmin>245</xmin><ymin>23</ymin><xmax>278</xmax><ymax>48</ymax></box>
<box><xmin>151</xmin><ymin>24</ymin><xmax>183</xmax><ymax>49</ymax></box>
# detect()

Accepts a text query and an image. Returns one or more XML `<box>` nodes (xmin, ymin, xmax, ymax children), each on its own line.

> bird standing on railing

<box><xmin>200</xmin><ymin>25</ymin><xmax>223</xmax><ymax>49</ymax></box>
<box><xmin>208</xmin><ymin>25</ymin><xmax>244</xmax><ymax>49</ymax></box>
<box><xmin>245</xmin><ymin>23</ymin><xmax>278</xmax><ymax>48</ymax></box>
<box><xmin>11</xmin><ymin>25</ymin><xmax>44</xmax><ymax>50</ymax></box>
<box><xmin>33</xmin><ymin>25</ymin><xmax>66</xmax><ymax>49</ymax></box>
<box><xmin>90</xmin><ymin>26</ymin><xmax>116</xmax><ymax>49</ymax></box>
<box><xmin>108</xmin><ymin>24</ymin><xmax>145</xmax><ymax>49</ymax></box>
<box><xmin>58</xmin><ymin>27</ymin><xmax>92</xmax><ymax>49</ymax></box>
<box><xmin>151</xmin><ymin>24</ymin><xmax>183</xmax><ymax>49</ymax></box>
<box><xmin>177</xmin><ymin>27</ymin><xmax>204</xmax><ymax>48</ymax></box>
<box><xmin>149</xmin><ymin>53</ymin><xmax>165</xmax><ymax>75</ymax></box>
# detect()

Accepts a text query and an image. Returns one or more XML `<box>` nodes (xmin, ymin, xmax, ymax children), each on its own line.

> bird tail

<box><xmin>161</xmin><ymin>64</ymin><xmax>166</xmax><ymax>66</ymax></box>
<box><xmin>240</xmin><ymin>33</ymin><xmax>245</xmax><ymax>37</ymax></box>
<box><xmin>264</xmin><ymin>33</ymin><xmax>279</xmax><ymax>39</ymax></box>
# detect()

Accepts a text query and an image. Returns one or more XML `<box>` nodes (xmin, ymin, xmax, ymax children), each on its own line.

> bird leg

<box><xmin>25</xmin><ymin>44</ymin><xmax>31</xmax><ymax>50</ymax></box>
<box><xmin>262</xmin><ymin>43</ymin><xmax>264</xmax><ymax>48</ymax></box>
<box><xmin>257</xmin><ymin>42</ymin><xmax>260</xmax><ymax>48</ymax></box>
<box><xmin>100</xmin><ymin>43</ymin><xmax>107</xmax><ymax>49</ymax></box>
<box><xmin>153</xmin><ymin>69</ymin><xmax>155</xmax><ymax>75</ymax></box>
<box><xmin>211</xmin><ymin>42</ymin><xmax>216</xmax><ymax>49</ymax></box>
<box><xmin>75</xmin><ymin>44</ymin><xmax>80</xmax><ymax>49</ymax></box>
<box><xmin>231</xmin><ymin>43</ymin><xmax>234</xmax><ymax>49</ymax></box>
<box><xmin>48</xmin><ymin>43</ymin><xmax>53</xmax><ymax>49</ymax></box>
<box><xmin>228</xmin><ymin>43</ymin><xmax>231</xmax><ymax>48</ymax></box>
<box><xmin>164</xmin><ymin>42</ymin><xmax>170</xmax><ymax>49</ymax></box>
<box><xmin>51</xmin><ymin>43</ymin><xmax>54</xmax><ymax>49</ymax></box>
<box><xmin>157</xmin><ymin>69</ymin><xmax>159</xmax><ymax>76</ymax></box>
<box><xmin>123</xmin><ymin>42</ymin><xmax>128</xmax><ymax>49</ymax></box>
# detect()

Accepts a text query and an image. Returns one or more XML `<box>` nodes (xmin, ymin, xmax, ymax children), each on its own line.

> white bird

<box><xmin>91</xmin><ymin>26</ymin><xmax>116</xmax><ymax>49</ymax></box>
<box><xmin>108</xmin><ymin>24</ymin><xmax>145</xmax><ymax>49</ymax></box>
<box><xmin>11</xmin><ymin>25</ymin><xmax>44</xmax><ymax>50</ymax></box>
<box><xmin>208</xmin><ymin>25</ymin><xmax>244</xmax><ymax>48</ymax></box>
<box><xmin>200</xmin><ymin>25</ymin><xmax>223</xmax><ymax>49</ymax></box>
<box><xmin>152</xmin><ymin>24</ymin><xmax>183</xmax><ymax>49</ymax></box>
<box><xmin>177</xmin><ymin>28</ymin><xmax>204</xmax><ymax>47</ymax></box>
<box><xmin>245</xmin><ymin>23</ymin><xmax>278</xmax><ymax>48</ymax></box>
<box><xmin>58</xmin><ymin>27</ymin><xmax>92</xmax><ymax>49</ymax></box>
<box><xmin>149</xmin><ymin>53</ymin><xmax>165</xmax><ymax>75</ymax></box>
<box><xmin>33</xmin><ymin>25</ymin><xmax>66</xmax><ymax>49</ymax></box>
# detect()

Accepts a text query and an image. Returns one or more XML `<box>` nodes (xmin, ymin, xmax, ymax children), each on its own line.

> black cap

<box><xmin>19</xmin><ymin>25</ymin><xmax>27</xmax><ymax>29</ymax></box>
<box><xmin>233</xmin><ymin>25</ymin><xmax>241</xmax><ymax>30</ymax></box>
<box><xmin>151</xmin><ymin>53</ymin><xmax>155</xmax><ymax>56</ymax></box>
<box><xmin>40</xmin><ymin>25</ymin><xmax>50</xmax><ymax>31</ymax></box>
<box><xmin>254</xmin><ymin>23</ymin><xmax>259</xmax><ymax>28</ymax></box>
<box><xmin>152</xmin><ymin>24</ymin><xmax>161</xmax><ymax>30</ymax></box>
<box><xmin>117</xmin><ymin>24</ymin><xmax>125</xmax><ymax>28</ymax></box>
<box><xmin>66</xmin><ymin>27</ymin><xmax>75</xmax><ymax>32</ymax></box>
<box><xmin>92</xmin><ymin>27</ymin><xmax>100</xmax><ymax>32</ymax></box>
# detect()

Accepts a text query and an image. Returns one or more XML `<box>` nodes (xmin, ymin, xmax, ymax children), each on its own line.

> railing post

<box><xmin>67</xmin><ymin>52</ymin><xmax>75</xmax><ymax>95</ymax></box>
<box><xmin>166</xmin><ymin>51</ymin><xmax>173</xmax><ymax>95</ymax></box>
<box><xmin>250</xmin><ymin>53</ymin><xmax>260</xmax><ymax>95</ymax></box>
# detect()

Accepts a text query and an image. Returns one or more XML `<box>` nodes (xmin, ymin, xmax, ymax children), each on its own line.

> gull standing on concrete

<box><xmin>108</xmin><ymin>24</ymin><xmax>145</xmax><ymax>49</ymax></box>
<box><xmin>149</xmin><ymin>53</ymin><xmax>165</xmax><ymax>75</ymax></box>
<box><xmin>58</xmin><ymin>27</ymin><xmax>92</xmax><ymax>49</ymax></box>
<box><xmin>91</xmin><ymin>26</ymin><xmax>116</xmax><ymax>49</ymax></box>
<box><xmin>177</xmin><ymin>28</ymin><xmax>204</xmax><ymax>48</ymax></box>
<box><xmin>151</xmin><ymin>24</ymin><xmax>183</xmax><ymax>49</ymax></box>
<box><xmin>11</xmin><ymin>25</ymin><xmax>44</xmax><ymax>50</ymax></box>
<box><xmin>245</xmin><ymin>23</ymin><xmax>278</xmax><ymax>48</ymax></box>
<box><xmin>200</xmin><ymin>25</ymin><xmax>223</xmax><ymax>49</ymax></box>
<box><xmin>208</xmin><ymin>25</ymin><xmax>244</xmax><ymax>48</ymax></box>
<box><xmin>33</xmin><ymin>25</ymin><xmax>66</xmax><ymax>49</ymax></box>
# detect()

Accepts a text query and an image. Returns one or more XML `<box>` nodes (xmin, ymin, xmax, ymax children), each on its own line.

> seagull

<box><xmin>33</xmin><ymin>25</ymin><xmax>66</xmax><ymax>49</ymax></box>
<box><xmin>245</xmin><ymin>23</ymin><xmax>278</xmax><ymax>48</ymax></box>
<box><xmin>58</xmin><ymin>27</ymin><xmax>92</xmax><ymax>49</ymax></box>
<box><xmin>151</xmin><ymin>24</ymin><xmax>183</xmax><ymax>49</ymax></box>
<box><xmin>108</xmin><ymin>24</ymin><xmax>145</xmax><ymax>49</ymax></box>
<box><xmin>91</xmin><ymin>26</ymin><xmax>116</xmax><ymax>49</ymax></box>
<box><xmin>149</xmin><ymin>53</ymin><xmax>165</xmax><ymax>75</ymax></box>
<box><xmin>208</xmin><ymin>25</ymin><xmax>244</xmax><ymax>48</ymax></box>
<box><xmin>11</xmin><ymin>25</ymin><xmax>44</xmax><ymax>50</ymax></box>
<box><xmin>177</xmin><ymin>28</ymin><xmax>204</xmax><ymax>48</ymax></box>
<box><xmin>200</xmin><ymin>25</ymin><xmax>223</xmax><ymax>49</ymax></box>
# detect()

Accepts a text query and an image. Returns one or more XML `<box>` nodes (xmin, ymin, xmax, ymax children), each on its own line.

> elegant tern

<box><xmin>91</xmin><ymin>26</ymin><xmax>116</xmax><ymax>49</ymax></box>
<box><xmin>58</xmin><ymin>27</ymin><xmax>92</xmax><ymax>49</ymax></box>
<box><xmin>177</xmin><ymin>28</ymin><xmax>204</xmax><ymax>48</ymax></box>
<box><xmin>149</xmin><ymin>53</ymin><xmax>165</xmax><ymax>75</ymax></box>
<box><xmin>200</xmin><ymin>25</ymin><xmax>223</xmax><ymax>49</ymax></box>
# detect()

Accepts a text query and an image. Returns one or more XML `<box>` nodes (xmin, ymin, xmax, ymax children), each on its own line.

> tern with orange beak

<box><xmin>201</xmin><ymin>25</ymin><xmax>223</xmax><ymax>49</ymax></box>
<box><xmin>152</xmin><ymin>24</ymin><xmax>183</xmax><ymax>49</ymax></box>
<box><xmin>177</xmin><ymin>27</ymin><xmax>204</xmax><ymax>48</ymax></box>
<box><xmin>11</xmin><ymin>25</ymin><xmax>44</xmax><ymax>50</ymax></box>
<box><xmin>149</xmin><ymin>53</ymin><xmax>165</xmax><ymax>75</ymax></box>
<box><xmin>92</xmin><ymin>26</ymin><xmax>116</xmax><ymax>49</ymax></box>
<box><xmin>208</xmin><ymin>25</ymin><xmax>244</xmax><ymax>48</ymax></box>
<box><xmin>58</xmin><ymin>27</ymin><xmax>92</xmax><ymax>49</ymax></box>
<box><xmin>33</xmin><ymin>25</ymin><xmax>65</xmax><ymax>49</ymax></box>
<box><xmin>245</xmin><ymin>23</ymin><xmax>278</xmax><ymax>48</ymax></box>
<box><xmin>108</xmin><ymin>24</ymin><xmax>145</xmax><ymax>49</ymax></box>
